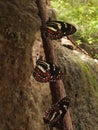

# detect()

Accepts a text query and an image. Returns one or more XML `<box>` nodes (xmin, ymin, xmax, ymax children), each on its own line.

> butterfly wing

<box><xmin>33</xmin><ymin>60</ymin><xmax>51</xmax><ymax>82</ymax></box>
<box><xmin>45</xmin><ymin>21</ymin><xmax>64</xmax><ymax>40</ymax></box>
<box><xmin>49</xmin><ymin>64</ymin><xmax>63</xmax><ymax>82</ymax></box>
<box><xmin>62</xmin><ymin>22</ymin><xmax>77</xmax><ymax>36</ymax></box>
<box><xmin>57</xmin><ymin>96</ymin><xmax>70</xmax><ymax>119</ymax></box>
<box><xmin>43</xmin><ymin>105</ymin><xmax>61</xmax><ymax>127</ymax></box>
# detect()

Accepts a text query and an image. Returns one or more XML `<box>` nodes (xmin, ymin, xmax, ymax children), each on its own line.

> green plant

<box><xmin>51</xmin><ymin>0</ymin><xmax>98</xmax><ymax>44</ymax></box>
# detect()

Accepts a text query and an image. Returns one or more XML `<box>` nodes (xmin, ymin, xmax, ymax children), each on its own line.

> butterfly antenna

<box><xmin>67</xmin><ymin>36</ymin><xmax>90</xmax><ymax>56</ymax></box>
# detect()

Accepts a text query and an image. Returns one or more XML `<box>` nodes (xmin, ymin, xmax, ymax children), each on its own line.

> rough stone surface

<box><xmin>54</xmin><ymin>42</ymin><xmax>98</xmax><ymax>130</ymax></box>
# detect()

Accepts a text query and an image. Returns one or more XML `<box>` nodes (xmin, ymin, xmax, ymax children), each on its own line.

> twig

<box><xmin>67</xmin><ymin>36</ymin><xmax>90</xmax><ymax>56</ymax></box>
<box><xmin>36</xmin><ymin>0</ymin><xmax>73</xmax><ymax>130</ymax></box>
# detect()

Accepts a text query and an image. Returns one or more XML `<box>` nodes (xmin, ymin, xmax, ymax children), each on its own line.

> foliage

<box><xmin>51</xmin><ymin>0</ymin><xmax>98</xmax><ymax>45</ymax></box>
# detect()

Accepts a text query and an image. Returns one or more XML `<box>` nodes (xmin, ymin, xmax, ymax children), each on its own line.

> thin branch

<box><xmin>36</xmin><ymin>0</ymin><xmax>73</xmax><ymax>130</ymax></box>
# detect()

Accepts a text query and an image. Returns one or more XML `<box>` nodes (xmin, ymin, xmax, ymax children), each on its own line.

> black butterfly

<box><xmin>44</xmin><ymin>20</ymin><xmax>77</xmax><ymax>40</ymax></box>
<box><xmin>43</xmin><ymin>96</ymin><xmax>70</xmax><ymax>127</ymax></box>
<box><xmin>33</xmin><ymin>60</ymin><xmax>63</xmax><ymax>83</ymax></box>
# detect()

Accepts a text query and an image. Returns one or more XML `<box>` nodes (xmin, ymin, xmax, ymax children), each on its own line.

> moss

<box><xmin>76</xmin><ymin>59</ymin><xmax>98</xmax><ymax>96</ymax></box>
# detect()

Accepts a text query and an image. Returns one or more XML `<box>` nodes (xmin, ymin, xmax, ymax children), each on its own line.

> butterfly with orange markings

<box><xmin>33</xmin><ymin>60</ymin><xmax>63</xmax><ymax>83</ymax></box>
<box><xmin>44</xmin><ymin>20</ymin><xmax>77</xmax><ymax>40</ymax></box>
<box><xmin>43</xmin><ymin>96</ymin><xmax>70</xmax><ymax>127</ymax></box>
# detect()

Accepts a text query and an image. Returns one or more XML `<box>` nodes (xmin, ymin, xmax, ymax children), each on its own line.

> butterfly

<box><xmin>44</xmin><ymin>20</ymin><xmax>77</xmax><ymax>40</ymax></box>
<box><xmin>33</xmin><ymin>60</ymin><xmax>63</xmax><ymax>83</ymax></box>
<box><xmin>43</xmin><ymin>96</ymin><xmax>70</xmax><ymax>127</ymax></box>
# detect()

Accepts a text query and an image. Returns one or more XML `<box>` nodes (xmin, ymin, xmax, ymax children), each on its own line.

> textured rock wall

<box><xmin>0</xmin><ymin>0</ymin><xmax>42</xmax><ymax>130</ymax></box>
<box><xmin>54</xmin><ymin>42</ymin><xmax>98</xmax><ymax>130</ymax></box>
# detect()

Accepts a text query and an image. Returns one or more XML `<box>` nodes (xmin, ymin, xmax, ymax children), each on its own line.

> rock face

<box><xmin>0</xmin><ymin>1</ymin><xmax>98</xmax><ymax>130</ymax></box>
<box><xmin>54</xmin><ymin>42</ymin><xmax>98</xmax><ymax>130</ymax></box>
<box><xmin>0</xmin><ymin>0</ymin><xmax>42</xmax><ymax>130</ymax></box>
